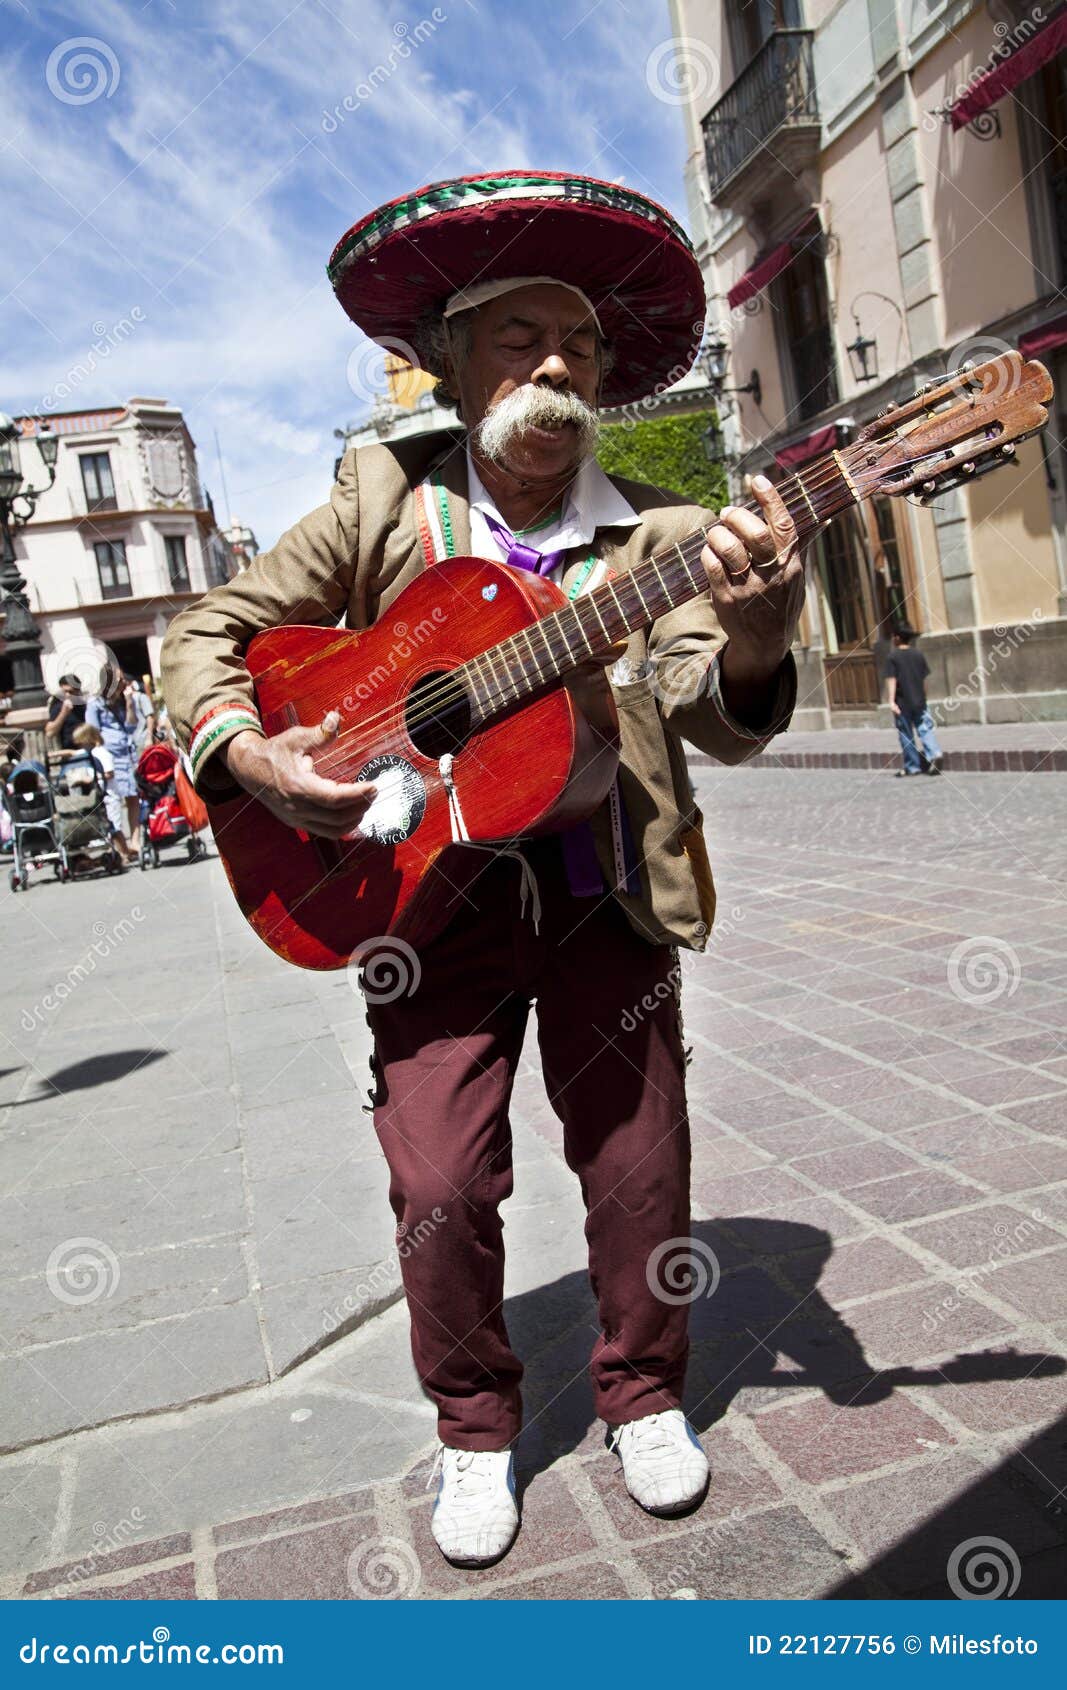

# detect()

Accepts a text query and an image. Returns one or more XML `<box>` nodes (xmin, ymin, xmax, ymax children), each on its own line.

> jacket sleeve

<box><xmin>645</xmin><ymin>577</ymin><xmax>797</xmax><ymax>766</ymax></box>
<box><xmin>160</xmin><ymin>451</ymin><xmax>361</xmax><ymax>794</ymax></box>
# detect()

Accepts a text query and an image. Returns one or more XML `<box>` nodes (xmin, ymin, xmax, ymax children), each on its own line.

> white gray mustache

<box><xmin>474</xmin><ymin>385</ymin><xmax>600</xmax><ymax>463</ymax></box>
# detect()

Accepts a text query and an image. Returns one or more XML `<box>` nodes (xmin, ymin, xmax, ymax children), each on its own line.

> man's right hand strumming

<box><xmin>224</xmin><ymin>711</ymin><xmax>377</xmax><ymax>838</ymax></box>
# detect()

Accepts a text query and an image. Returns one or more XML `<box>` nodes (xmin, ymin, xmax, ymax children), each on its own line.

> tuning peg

<box><xmin>921</xmin><ymin>479</ymin><xmax>938</xmax><ymax>496</ymax></box>
<box><xmin>1000</xmin><ymin>442</ymin><xmax>1016</xmax><ymax>458</ymax></box>
<box><xmin>961</xmin><ymin>461</ymin><xmax>976</xmax><ymax>475</ymax></box>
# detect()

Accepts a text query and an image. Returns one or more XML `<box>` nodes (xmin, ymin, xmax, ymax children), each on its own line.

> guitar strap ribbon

<box><xmin>412</xmin><ymin>468</ymin><xmax>641</xmax><ymax>902</ymax></box>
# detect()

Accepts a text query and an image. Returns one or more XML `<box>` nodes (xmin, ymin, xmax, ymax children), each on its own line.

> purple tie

<box><xmin>483</xmin><ymin>513</ymin><xmax>564</xmax><ymax>578</ymax></box>
<box><xmin>482</xmin><ymin>513</ymin><xmax>610</xmax><ymax>898</ymax></box>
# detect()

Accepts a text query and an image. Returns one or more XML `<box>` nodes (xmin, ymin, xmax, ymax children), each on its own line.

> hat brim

<box><xmin>327</xmin><ymin>171</ymin><xmax>706</xmax><ymax>408</ymax></box>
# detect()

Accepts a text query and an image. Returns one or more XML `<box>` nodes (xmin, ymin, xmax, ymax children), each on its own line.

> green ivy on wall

<box><xmin>597</xmin><ymin>412</ymin><xmax>728</xmax><ymax>512</ymax></box>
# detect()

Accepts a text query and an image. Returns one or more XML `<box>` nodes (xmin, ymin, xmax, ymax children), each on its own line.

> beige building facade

<box><xmin>669</xmin><ymin>0</ymin><xmax>1067</xmax><ymax>727</ymax></box>
<box><xmin>4</xmin><ymin>398</ymin><xmax>237</xmax><ymax>699</ymax></box>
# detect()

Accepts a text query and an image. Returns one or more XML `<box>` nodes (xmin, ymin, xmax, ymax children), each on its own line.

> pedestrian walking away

<box><xmin>886</xmin><ymin>623</ymin><xmax>942</xmax><ymax>777</ymax></box>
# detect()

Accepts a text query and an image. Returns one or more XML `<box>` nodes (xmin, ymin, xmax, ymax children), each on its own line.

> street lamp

<box><xmin>702</xmin><ymin>417</ymin><xmax>725</xmax><ymax>462</ymax></box>
<box><xmin>0</xmin><ymin>412</ymin><xmax>59</xmax><ymax>712</ymax></box>
<box><xmin>699</xmin><ymin>333</ymin><xmax>762</xmax><ymax>407</ymax></box>
<box><xmin>845</xmin><ymin>315</ymin><xmax>879</xmax><ymax>384</ymax></box>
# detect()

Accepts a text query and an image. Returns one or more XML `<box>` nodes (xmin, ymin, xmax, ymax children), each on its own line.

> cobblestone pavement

<box><xmin>2</xmin><ymin>762</ymin><xmax>1066</xmax><ymax>1600</ymax></box>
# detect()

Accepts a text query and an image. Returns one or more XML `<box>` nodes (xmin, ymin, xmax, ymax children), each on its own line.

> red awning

<box><xmin>727</xmin><ymin>213</ymin><xmax>820</xmax><ymax>310</ymax></box>
<box><xmin>775</xmin><ymin>423</ymin><xmax>838</xmax><ymax>470</ymax></box>
<box><xmin>1020</xmin><ymin>311</ymin><xmax>1067</xmax><ymax>359</ymax></box>
<box><xmin>950</xmin><ymin>8</ymin><xmax>1067</xmax><ymax>130</ymax></box>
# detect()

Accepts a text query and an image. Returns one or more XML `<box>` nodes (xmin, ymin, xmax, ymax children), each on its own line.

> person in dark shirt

<box><xmin>45</xmin><ymin>674</ymin><xmax>88</xmax><ymax>755</ymax></box>
<box><xmin>886</xmin><ymin>625</ymin><xmax>942</xmax><ymax>776</ymax></box>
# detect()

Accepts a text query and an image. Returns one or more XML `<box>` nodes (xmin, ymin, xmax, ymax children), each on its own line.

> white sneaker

<box><xmin>608</xmin><ymin>1409</ymin><xmax>709</xmax><ymax>1515</ymax></box>
<box><xmin>428</xmin><ymin>1445</ymin><xmax>519</xmax><ymax>1566</ymax></box>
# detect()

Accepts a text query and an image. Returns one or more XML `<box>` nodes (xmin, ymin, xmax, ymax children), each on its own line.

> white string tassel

<box><xmin>438</xmin><ymin>753</ymin><xmax>541</xmax><ymax>933</ymax></box>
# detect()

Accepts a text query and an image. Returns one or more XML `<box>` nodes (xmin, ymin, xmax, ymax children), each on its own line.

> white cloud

<box><xmin>3</xmin><ymin>0</ymin><xmax>692</xmax><ymax>547</ymax></box>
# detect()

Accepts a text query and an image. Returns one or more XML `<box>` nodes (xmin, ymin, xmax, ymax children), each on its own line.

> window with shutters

<box><xmin>80</xmin><ymin>453</ymin><xmax>117</xmax><ymax>512</ymax></box>
<box><xmin>94</xmin><ymin>539</ymin><xmax>131</xmax><ymax>599</ymax></box>
<box><xmin>776</xmin><ymin>238</ymin><xmax>839</xmax><ymax>421</ymax></box>
<box><xmin>164</xmin><ymin>535</ymin><xmax>191</xmax><ymax>592</ymax></box>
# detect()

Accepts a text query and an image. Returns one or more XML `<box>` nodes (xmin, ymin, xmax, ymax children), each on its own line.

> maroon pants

<box><xmin>365</xmin><ymin>838</ymin><xmax>691</xmax><ymax>1450</ymax></box>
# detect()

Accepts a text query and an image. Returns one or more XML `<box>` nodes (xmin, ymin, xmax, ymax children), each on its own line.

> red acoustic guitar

<box><xmin>207</xmin><ymin>352</ymin><xmax>1052</xmax><ymax>969</ymax></box>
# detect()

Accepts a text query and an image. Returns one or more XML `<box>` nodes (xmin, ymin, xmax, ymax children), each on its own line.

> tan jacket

<box><xmin>161</xmin><ymin>433</ymin><xmax>795</xmax><ymax>951</ymax></box>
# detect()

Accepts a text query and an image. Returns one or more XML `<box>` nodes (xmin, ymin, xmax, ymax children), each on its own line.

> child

<box><xmin>72</xmin><ymin>723</ymin><xmax>135</xmax><ymax>860</ymax></box>
<box><xmin>886</xmin><ymin>624</ymin><xmax>942</xmax><ymax>777</ymax></box>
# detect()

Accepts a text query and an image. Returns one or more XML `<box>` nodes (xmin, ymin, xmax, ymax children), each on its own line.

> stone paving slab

<box><xmin>2</xmin><ymin>766</ymin><xmax>1067</xmax><ymax>1598</ymax></box>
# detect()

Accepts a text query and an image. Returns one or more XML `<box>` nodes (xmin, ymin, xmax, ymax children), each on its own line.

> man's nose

<box><xmin>531</xmin><ymin>352</ymin><xmax>571</xmax><ymax>390</ymax></box>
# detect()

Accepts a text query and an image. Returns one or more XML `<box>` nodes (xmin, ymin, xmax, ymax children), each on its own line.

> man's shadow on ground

<box><xmin>503</xmin><ymin>1217</ymin><xmax>1065</xmax><ymax>1481</ymax></box>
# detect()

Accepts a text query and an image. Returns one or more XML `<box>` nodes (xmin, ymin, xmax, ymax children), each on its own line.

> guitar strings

<box><xmin>311</xmin><ymin>431</ymin><xmax>940</xmax><ymax>776</ymax></box>
<box><xmin>311</xmin><ymin>460</ymin><xmax>878</xmax><ymax>777</ymax></box>
<box><xmin>313</xmin><ymin>441</ymin><xmax>919</xmax><ymax>776</ymax></box>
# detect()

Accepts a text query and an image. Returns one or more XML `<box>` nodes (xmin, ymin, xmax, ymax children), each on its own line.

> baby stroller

<box><xmin>53</xmin><ymin>751</ymin><xmax>125</xmax><ymax>879</ymax></box>
<box><xmin>3</xmin><ymin>760</ymin><xmax>67</xmax><ymax>891</ymax></box>
<box><xmin>136</xmin><ymin>742</ymin><xmax>207</xmax><ymax>868</ymax></box>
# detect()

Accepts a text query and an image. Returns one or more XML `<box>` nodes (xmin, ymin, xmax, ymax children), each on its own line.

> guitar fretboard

<box><xmin>460</xmin><ymin>442</ymin><xmax>863</xmax><ymax>724</ymax></box>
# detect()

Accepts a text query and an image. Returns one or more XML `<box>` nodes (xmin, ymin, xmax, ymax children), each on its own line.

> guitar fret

<box><xmin>584</xmin><ymin>592</ymin><xmax>611</xmax><ymax>640</ymax></box>
<box><xmin>483</xmin><ymin>646</ymin><xmax>512</xmax><ymax>707</ymax></box>
<box><xmin>465</xmin><ymin>654</ymin><xmax>491</xmax><ymax>717</ymax></box>
<box><xmin>565</xmin><ymin>603</ymin><xmax>595</xmax><ymax>656</ymax></box>
<box><xmin>517</xmin><ymin>625</ymin><xmax>542</xmax><ymax>682</ymax></box>
<box><xmin>792</xmin><ymin>471</ymin><xmax>819</xmax><ymax>527</ymax></box>
<box><xmin>530</xmin><ymin>617</ymin><xmax>561</xmax><ymax>676</ymax></box>
<box><xmin>628</xmin><ymin>571</ymin><xmax>654</xmax><ymax>622</ymax></box>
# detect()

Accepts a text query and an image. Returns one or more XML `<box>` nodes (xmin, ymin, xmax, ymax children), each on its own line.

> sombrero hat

<box><xmin>327</xmin><ymin>169</ymin><xmax>706</xmax><ymax>408</ymax></box>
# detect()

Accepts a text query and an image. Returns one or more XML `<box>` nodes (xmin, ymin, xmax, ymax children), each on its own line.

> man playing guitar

<box><xmin>162</xmin><ymin>171</ymin><xmax>805</xmax><ymax>1568</ymax></box>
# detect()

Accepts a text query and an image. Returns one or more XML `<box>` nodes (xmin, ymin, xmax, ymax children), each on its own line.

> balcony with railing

<box><xmin>702</xmin><ymin>29</ymin><xmax>820</xmax><ymax>210</ymax></box>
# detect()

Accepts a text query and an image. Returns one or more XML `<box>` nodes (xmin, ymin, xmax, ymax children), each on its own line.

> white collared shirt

<box><xmin>466</xmin><ymin>447</ymin><xmax>641</xmax><ymax>583</ymax></box>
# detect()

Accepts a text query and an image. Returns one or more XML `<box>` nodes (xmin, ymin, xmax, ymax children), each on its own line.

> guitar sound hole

<box><xmin>405</xmin><ymin>669</ymin><xmax>473</xmax><ymax>760</ymax></box>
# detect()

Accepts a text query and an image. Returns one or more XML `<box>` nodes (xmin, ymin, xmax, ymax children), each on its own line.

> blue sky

<box><xmin>2</xmin><ymin>0</ymin><xmax>692</xmax><ymax>548</ymax></box>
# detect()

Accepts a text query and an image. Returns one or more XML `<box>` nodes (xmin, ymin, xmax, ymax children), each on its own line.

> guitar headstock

<box><xmin>846</xmin><ymin>352</ymin><xmax>1053</xmax><ymax>504</ymax></box>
